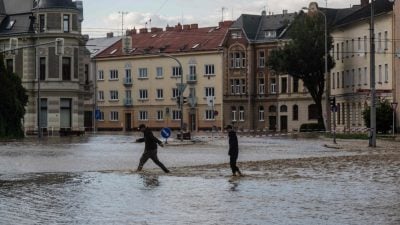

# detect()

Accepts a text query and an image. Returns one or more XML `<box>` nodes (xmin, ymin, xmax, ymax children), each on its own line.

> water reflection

<box><xmin>139</xmin><ymin>174</ymin><xmax>160</xmax><ymax>188</ymax></box>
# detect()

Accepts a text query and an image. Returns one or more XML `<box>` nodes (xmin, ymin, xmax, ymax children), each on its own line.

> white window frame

<box><xmin>172</xmin><ymin>66</ymin><xmax>182</xmax><ymax>77</ymax></box>
<box><xmin>139</xmin><ymin>68</ymin><xmax>148</xmax><ymax>79</ymax></box>
<box><xmin>98</xmin><ymin>70</ymin><xmax>104</xmax><ymax>80</ymax></box>
<box><xmin>259</xmin><ymin>78</ymin><xmax>265</xmax><ymax>94</ymax></box>
<box><xmin>125</xmin><ymin>69</ymin><xmax>132</xmax><ymax>84</ymax></box>
<box><xmin>205</xmin><ymin>110</ymin><xmax>215</xmax><ymax>120</ymax></box>
<box><xmin>110</xmin><ymin>111</ymin><xmax>119</xmax><ymax>121</ymax></box>
<box><xmin>259</xmin><ymin>106</ymin><xmax>265</xmax><ymax>121</ymax></box>
<box><xmin>139</xmin><ymin>111</ymin><xmax>148</xmax><ymax>121</ymax></box>
<box><xmin>258</xmin><ymin>50</ymin><xmax>265</xmax><ymax>68</ymax></box>
<box><xmin>156</xmin><ymin>67</ymin><xmax>163</xmax><ymax>78</ymax></box>
<box><xmin>172</xmin><ymin>110</ymin><xmax>182</xmax><ymax>120</ymax></box>
<box><xmin>156</xmin><ymin>89</ymin><xmax>164</xmax><ymax>99</ymax></box>
<box><xmin>157</xmin><ymin>110</ymin><xmax>164</xmax><ymax>121</ymax></box>
<box><xmin>139</xmin><ymin>89</ymin><xmax>148</xmax><ymax>100</ymax></box>
<box><xmin>109</xmin><ymin>70</ymin><xmax>118</xmax><ymax>80</ymax></box>
<box><xmin>110</xmin><ymin>90</ymin><xmax>119</xmax><ymax>101</ymax></box>
<box><xmin>205</xmin><ymin>64</ymin><xmax>215</xmax><ymax>75</ymax></box>
<box><xmin>172</xmin><ymin>88</ymin><xmax>180</xmax><ymax>98</ymax></box>
<box><xmin>98</xmin><ymin>91</ymin><xmax>104</xmax><ymax>101</ymax></box>
<box><xmin>205</xmin><ymin>87</ymin><xmax>215</xmax><ymax>97</ymax></box>
<box><xmin>385</xmin><ymin>64</ymin><xmax>388</xmax><ymax>83</ymax></box>
<box><xmin>239</xmin><ymin>107</ymin><xmax>245</xmax><ymax>121</ymax></box>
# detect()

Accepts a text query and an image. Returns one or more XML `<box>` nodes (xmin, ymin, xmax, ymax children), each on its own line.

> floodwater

<box><xmin>0</xmin><ymin>134</ymin><xmax>399</xmax><ymax>225</ymax></box>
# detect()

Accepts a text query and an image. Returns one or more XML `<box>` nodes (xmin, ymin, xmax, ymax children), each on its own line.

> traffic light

<box><xmin>183</xmin><ymin>97</ymin><xmax>188</xmax><ymax>104</ymax></box>
<box><xmin>176</xmin><ymin>96</ymin><xmax>188</xmax><ymax>107</ymax></box>
<box><xmin>329</xmin><ymin>96</ymin><xmax>336</xmax><ymax>107</ymax></box>
<box><xmin>55</xmin><ymin>38</ymin><xmax>64</xmax><ymax>55</ymax></box>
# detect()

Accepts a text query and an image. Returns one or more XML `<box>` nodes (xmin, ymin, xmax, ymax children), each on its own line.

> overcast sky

<box><xmin>81</xmin><ymin>0</ymin><xmax>362</xmax><ymax>37</ymax></box>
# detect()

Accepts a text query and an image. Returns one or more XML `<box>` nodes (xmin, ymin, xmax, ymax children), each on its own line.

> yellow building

<box><xmin>94</xmin><ymin>22</ymin><xmax>232</xmax><ymax>132</ymax></box>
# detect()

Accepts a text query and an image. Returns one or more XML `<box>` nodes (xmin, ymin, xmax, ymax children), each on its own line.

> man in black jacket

<box><xmin>226</xmin><ymin>125</ymin><xmax>242</xmax><ymax>176</ymax></box>
<box><xmin>136</xmin><ymin>124</ymin><xmax>170</xmax><ymax>173</ymax></box>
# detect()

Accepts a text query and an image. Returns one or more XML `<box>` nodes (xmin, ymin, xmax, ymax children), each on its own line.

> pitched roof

<box><xmin>96</xmin><ymin>22</ymin><xmax>233</xmax><ymax>59</ymax></box>
<box><xmin>86</xmin><ymin>36</ymin><xmax>121</xmax><ymax>58</ymax></box>
<box><xmin>230</xmin><ymin>11</ymin><xmax>296</xmax><ymax>42</ymax></box>
<box><xmin>333</xmin><ymin>0</ymin><xmax>393</xmax><ymax>28</ymax></box>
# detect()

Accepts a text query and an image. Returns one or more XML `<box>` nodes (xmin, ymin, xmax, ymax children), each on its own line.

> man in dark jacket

<box><xmin>136</xmin><ymin>124</ymin><xmax>170</xmax><ymax>173</ymax></box>
<box><xmin>225</xmin><ymin>125</ymin><xmax>241</xmax><ymax>176</ymax></box>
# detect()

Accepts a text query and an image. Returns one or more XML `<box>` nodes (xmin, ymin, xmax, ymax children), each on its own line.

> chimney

<box><xmin>126</xmin><ymin>29</ymin><xmax>132</xmax><ymax>36</ymax></box>
<box><xmin>175</xmin><ymin>23</ymin><xmax>182</xmax><ymax>31</ymax></box>
<box><xmin>166</xmin><ymin>25</ymin><xmax>174</xmax><ymax>31</ymax></box>
<box><xmin>183</xmin><ymin>24</ymin><xmax>190</xmax><ymax>30</ymax></box>
<box><xmin>106</xmin><ymin>32</ymin><xmax>114</xmax><ymax>38</ymax></box>
<box><xmin>151</xmin><ymin>27</ymin><xmax>163</xmax><ymax>33</ymax></box>
<box><xmin>361</xmin><ymin>0</ymin><xmax>369</xmax><ymax>7</ymax></box>
<box><xmin>132</xmin><ymin>27</ymin><xmax>137</xmax><ymax>34</ymax></box>
<box><xmin>190</xmin><ymin>24</ymin><xmax>198</xmax><ymax>29</ymax></box>
<box><xmin>262</xmin><ymin>10</ymin><xmax>267</xmax><ymax>16</ymax></box>
<box><xmin>283</xmin><ymin>10</ymin><xmax>288</xmax><ymax>15</ymax></box>
<box><xmin>139</xmin><ymin>28</ymin><xmax>148</xmax><ymax>34</ymax></box>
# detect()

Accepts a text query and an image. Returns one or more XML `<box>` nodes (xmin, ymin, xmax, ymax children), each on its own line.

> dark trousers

<box><xmin>230</xmin><ymin>155</ymin><xmax>241</xmax><ymax>175</ymax></box>
<box><xmin>138</xmin><ymin>150</ymin><xmax>169</xmax><ymax>173</ymax></box>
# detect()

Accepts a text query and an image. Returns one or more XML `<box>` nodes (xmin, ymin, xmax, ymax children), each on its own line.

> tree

<box><xmin>0</xmin><ymin>54</ymin><xmax>28</xmax><ymax>138</ymax></box>
<box><xmin>362</xmin><ymin>100</ymin><xmax>393</xmax><ymax>134</ymax></box>
<box><xmin>268</xmin><ymin>12</ymin><xmax>335</xmax><ymax>129</ymax></box>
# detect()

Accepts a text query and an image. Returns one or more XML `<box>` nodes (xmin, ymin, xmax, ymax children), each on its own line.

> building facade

<box><xmin>0</xmin><ymin>0</ymin><xmax>90</xmax><ymax>135</ymax></box>
<box><xmin>94</xmin><ymin>22</ymin><xmax>232</xmax><ymax>132</ymax></box>
<box><xmin>330</xmin><ymin>0</ymin><xmax>395</xmax><ymax>132</ymax></box>
<box><xmin>223</xmin><ymin>11</ymin><xmax>324</xmax><ymax>132</ymax></box>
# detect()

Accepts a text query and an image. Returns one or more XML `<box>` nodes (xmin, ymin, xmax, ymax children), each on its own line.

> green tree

<box><xmin>268</xmin><ymin>12</ymin><xmax>335</xmax><ymax>129</ymax></box>
<box><xmin>0</xmin><ymin>54</ymin><xmax>28</xmax><ymax>138</ymax></box>
<box><xmin>362</xmin><ymin>100</ymin><xmax>393</xmax><ymax>134</ymax></box>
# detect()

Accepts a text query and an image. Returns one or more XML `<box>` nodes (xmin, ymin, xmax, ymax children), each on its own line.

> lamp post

<box><xmin>391</xmin><ymin>102</ymin><xmax>398</xmax><ymax>137</ymax></box>
<box><xmin>369</xmin><ymin>0</ymin><xmax>377</xmax><ymax>147</ymax></box>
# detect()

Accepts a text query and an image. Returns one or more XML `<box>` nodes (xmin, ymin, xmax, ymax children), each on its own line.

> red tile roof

<box><xmin>95</xmin><ymin>21</ymin><xmax>233</xmax><ymax>58</ymax></box>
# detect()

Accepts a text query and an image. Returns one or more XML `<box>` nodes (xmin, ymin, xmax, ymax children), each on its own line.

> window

<box><xmin>364</xmin><ymin>67</ymin><xmax>368</xmax><ymax>85</ymax></box>
<box><xmin>229</xmin><ymin>51</ymin><xmax>246</xmax><ymax>68</ymax></box>
<box><xmin>352</xmin><ymin>69</ymin><xmax>355</xmax><ymax>86</ymax></box>
<box><xmin>378</xmin><ymin>32</ymin><xmax>382</xmax><ymax>51</ymax></box>
<box><xmin>384</xmin><ymin>31</ymin><xmax>388</xmax><ymax>50</ymax></box>
<box><xmin>378</xmin><ymin>65</ymin><xmax>382</xmax><ymax>83</ymax></box>
<box><xmin>271</xmin><ymin>78</ymin><xmax>276</xmax><ymax>94</ymax></box>
<box><xmin>156</xmin><ymin>89</ymin><xmax>164</xmax><ymax>99</ymax></box>
<box><xmin>341</xmin><ymin>71</ymin><xmax>345</xmax><ymax>88</ymax></box>
<box><xmin>336</xmin><ymin>72</ymin><xmax>340</xmax><ymax>89</ymax></box>
<box><xmin>280</xmin><ymin>105</ymin><xmax>288</xmax><ymax>112</ymax></box>
<box><xmin>39</xmin><ymin>57</ymin><xmax>46</xmax><ymax>80</ymax></box>
<box><xmin>172</xmin><ymin>88</ymin><xmax>180</xmax><ymax>98</ymax></box>
<box><xmin>293</xmin><ymin>105</ymin><xmax>299</xmax><ymax>121</ymax></box>
<box><xmin>110</xmin><ymin>111</ymin><xmax>119</xmax><ymax>121</ymax></box>
<box><xmin>125</xmin><ymin>69</ymin><xmax>132</xmax><ymax>84</ymax></box>
<box><xmin>6</xmin><ymin>59</ymin><xmax>13</xmax><ymax>73</ymax></box>
<box><xmin>258</xmin><ymin>51</ymin><xmax>265</xmax><ymax>68</ymax></box>
<box><xmin>351</xmin><ymin>39</ymin><xmax>354</xmax><ymax>57</ymax></box>
<box><xmin>281</xmin><ymin>77</ymin><xmax>287</xmax><ymax>93</ymax></box>
<box><xmin>293</xmin><ymin>77</ymin><xmax>299</xmax><ymax>93</ymax></box>
<box><xmin>156</xmin><ymin>67</ymin><xmax>163</xmax><ymax>78</ymax></box>
<box><xmin>98</xmin><ymin>70</ymin><xmax>104</xmax><ymax>80</ymax></box>
<box><xmin>110</xmin><ymin>70</ymin><xmax>118</xmax><ymax>80</ymax></box>
<box><xmin>39</xmin><ymin>14</ymin><xmax>45</xmax><ymax>33</ymax></box>
<box><xmin>332</xmin><ymin>73</ymin><xmax>335</xmax><ymax>89</ymax></box>
<box><xmin>205</xmin><ymin>87</ymin><xmax>215</xmax><ymax>97</ymax></box>
<box><xmin>231</xmin><ymin>31</ymin><xmax>242</xmax><ymax>39</ymax></box>
<box><xmin>189</xmin><ymin>65</ymin><xmax>196</xmax><ymax>81</ymax></box>
<box><xmin>336</xmin><ymin>43</ymin><xmax>339</xmax><ymax>60</ymax></box>
<box><xmin>239</xmin><ymin>106</ymin><xmax>245</xmax><ymax>121</ymax></box>
<box><xmin>259</xmin><ymin>106</ymin><xmax>265</xmax><ymax>121</ymax></box>
<box><xmin>259</xmin><ymin>78</ymin><xmax>265</xmax><ymax>94</ymax></box>
<box><xmin>385</xmin><ymin>64</ymin><xmax>388</xmax><ymax>83</ymax></box>
<box><xmin>231</xmin><ymin>106</ymin><xmax>237</xmax><ymax>121</ymax></box>
<box><xmin>139</xmin><ymin>111</ymin><xmax>148</xmax><ymax>121</ymax></box>
<box><xmin>62</xmin><ymin>57</ymin><xmax>71</xmax><ymax>80</ymax></box>
<box><xmin>172</xmin><ymin>110</ymin><xmax>182</xmax><ymax>120</ymax></box>
<box><xmin>157</xmin><ymin>110</ymin><xmax>164</xmax><ymax>121</ymax></box>
<box><xmin>241</xmin><ymin>79</ymin><xmax>246</xmax><ymax>94</ymax></box>
<box><xmin>110</xmin><ymin>90</ymin><xmax>119</xmax><ymax>101</ymax></box>
<box><xmin>269</xmin><ymin>105</ymin><xmax>277</xmax><ymax>113</ymax></box>
<box><xmin>98</xmin><ymin>91</ymin><xmax>104</xmax><ymax>101</ymax></box>
<box><xmin>357</xmin><ymin>37</ymin><xmax>361</xmax><ymax>51</ymax></box>
<box><xmin>364</xmin><ymin>36</ymin><xmax>368</xmax><ymax>55</ymax></box>
<box><xmin>139</xmin><ymin>89</ymin><xmax>148</xmax><ymax>100</ymax></box>
<box><xmin>139</xmin><ymin>68</ymin><xmax>148</xmax><ymax>79</ymax></box>
<box><xmin>308</xmin><ymin>104</ymin><xmax>318</xmax><ymax>120</ymax></box>
<box><xmin>98</xmin><ymin>111</ymin><xmax>105</xmax><ymax>121</ymax></box>
<box><xmin>63</xmin><ymin>15</ymin><xmax>70</xmax><ymax>33</ymax></box>
<box><xmin>125</xmin><ymin>90</ymin><xmax>132</xmax><ymax>105</ymax></box>
<box><xmin>205</xmin><ymin>64</ymin><xmax>215</xmax><ymax>75</ymax></box>
<box><xmin>172</xmin><ymin>66</ymin><xmax>182</xmax><ymax>77</ymax></box>
<box><xmin>341</xmin><ymin>42</ymin><xmax>344</xmax><ymax>59</ymax></box>
<box><xmin>205</xmin><ymin>110</ymin><xmax>215</xmax><ymax>120</ymax></box>
<box><xmin>345</xmin><ymin>40</ymin><xmax>349</xmax><ymax>58</ymax></box>
<box><xmin>6</xmin><ymin>20</ymin><xmax>15</xmax><ymax>30</ymax></box>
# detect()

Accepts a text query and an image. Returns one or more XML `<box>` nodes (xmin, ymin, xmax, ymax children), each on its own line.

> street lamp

<box><xmin>391</xmin><ymin>102</ymin><xmax>398</xmax><ymax>136</ymax></box>
<box><xmin>369</xmin><ymin>0</ymin><xmax>377</xmax><ymax>147</ymax></box>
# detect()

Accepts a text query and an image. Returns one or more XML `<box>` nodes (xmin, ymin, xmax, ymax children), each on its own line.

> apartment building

<box><xmin>222</xmin><ymin>10</ymin><xmax>323</xmax><ymax>132</ymax></box>
<box><xmin>94</xmin><ymin>22</ymin><xmax>232</xmax><ymax>132</ymax></box>
<box><xmin>330</xmin><ymin>0</ymin><xmax>394</xmax><ymax>132</ymax></box>
<box><xmin>0</xmin><ymin>0</ymin><xmax>90</xmax><ymax>134</ymax></box>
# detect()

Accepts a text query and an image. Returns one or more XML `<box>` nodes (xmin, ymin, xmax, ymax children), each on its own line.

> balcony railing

<box><xmin>187</xmin><ymin>74</ymin><xmax>197</xmax><ymax>84</ymax></box>
<box><xmin>124</xmin><ymin>98</ymin><xmax>133</xmax><ymax>107</ymax></box>
<box><xmin>123</xmin><ymin>78</ymin><xmax>133</xmax><ymax>87</ymax></box>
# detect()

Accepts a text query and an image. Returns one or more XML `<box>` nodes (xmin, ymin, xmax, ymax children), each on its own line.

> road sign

<box><xmin>95</xmin><ymin>109</ymin><xmax>101</xmax><ymax>120</ymax></box>
<box><xmin>176</xmin><ymin>83</ymin><xmax>187</xmax><ymax>93</ymax></box>
<box><xmin>161</xmin><ymin>127</ymin><xmax>172</xmax><ymax>139</ymax></box>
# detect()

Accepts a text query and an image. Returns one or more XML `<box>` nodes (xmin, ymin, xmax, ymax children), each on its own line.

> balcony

<box><xmin>124</xmin><ymin>98</ymin><xmax>133</xmax><ymax>107</ymax></box>
<box><xmin>123</xmin><ymin>78</ymin><xmax>133</xmax><ymax>87</ymax></box>
<box><xmin>187</xmin><ymin>74</ymin><xmax>197</xmax><ymax>84</ymax></box>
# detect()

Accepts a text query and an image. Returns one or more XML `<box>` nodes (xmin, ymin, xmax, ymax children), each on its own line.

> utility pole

<box><xmin>369</xmin><ymin>0</ymin><xmax>377</xmax><ymax>147</ymax></box>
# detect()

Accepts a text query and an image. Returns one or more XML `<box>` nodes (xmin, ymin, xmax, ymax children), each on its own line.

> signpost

<box><xmin>161</xmin><ymin>127</ymin><xmax>172</xmax><ymax>143</ymax></box>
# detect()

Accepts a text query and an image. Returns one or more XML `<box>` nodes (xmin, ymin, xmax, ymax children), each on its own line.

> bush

<box><xmin>300</xmin><ymin>123</ymin><xmax>325</xmax><ymax>132</ymax></box>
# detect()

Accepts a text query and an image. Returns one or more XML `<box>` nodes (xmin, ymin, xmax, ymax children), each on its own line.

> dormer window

<box><xmin>63</xmin><ymin>15</ymin><xmax>70</xmax><ymax>33</ymax></box>
<box><xmin>231</xmin><ymin>31</ymin><xmax>242</xmax><ymax>39</ymax></box>
<box><xmin>6</xmin><ymin>20</ymin><xmax>16</xmax><ymax>30</ymax></box>
<box><xmin>39</xmin><ymin>14</ymin><xmax>45</xmax><ymax>32</ymax></box>
<box><xmin>264</xmin><ymin>30</ymin><xmax>276</xmax><ymax>38</ymax></box>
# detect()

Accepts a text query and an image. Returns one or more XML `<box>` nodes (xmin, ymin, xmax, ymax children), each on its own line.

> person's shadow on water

<box><xmin>139</xmin><ymin>174</ymin><xmax>160</xmax><ymax>188</ymax></box>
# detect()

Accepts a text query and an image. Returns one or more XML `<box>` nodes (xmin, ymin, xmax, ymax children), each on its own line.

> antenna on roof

<box><xmin>222</xmin><ymin>7</ymin><xmax>227</xmax><ymax>22</ymax></box>
<box><xmin>119</xmin><ymin>11</ymin><xmax>128</xmax><ymax>36</ymax></box>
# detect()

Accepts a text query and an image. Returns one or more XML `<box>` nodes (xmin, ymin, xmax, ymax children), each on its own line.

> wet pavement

<box><xmin>0</xmin><ymin>134</ymin><xmax>399</xmax><ymax>225</ymax></box>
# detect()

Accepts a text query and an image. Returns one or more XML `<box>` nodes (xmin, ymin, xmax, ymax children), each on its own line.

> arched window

<box><xmin>269</xmin><ymin>105</ymin><xmax>277</xmax><ymax>113</ymax></box>
<box><xmin>280</xmin><ymin>105</ymin><xmax>288</xmax><ymax>112</ymax></box>
<box><xmin>293</xmin><ymin>105</ymin><xmax>299</xmax><ymax>121</ymax></box>
<box><xmin>259</xmin><ymin>106</ymin><xmax>265</xmax><ymax>121</ymax></box>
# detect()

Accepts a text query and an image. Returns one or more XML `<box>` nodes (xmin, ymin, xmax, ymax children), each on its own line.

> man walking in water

<box><xmin>225</xmin><ymin>125</ymin><xmax>242</xmax><ymax>176</ymax></box>
<box><xmin>136</xmin><ymin>124</ymin><xmax>170</xmax><ymax>173</ymax></box>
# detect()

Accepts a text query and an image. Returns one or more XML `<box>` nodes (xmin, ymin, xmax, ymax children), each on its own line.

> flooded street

<box><xmin>0</xmin><ymin>134</ymin><xmax>399</xmax><ymax>224</ymax></box>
